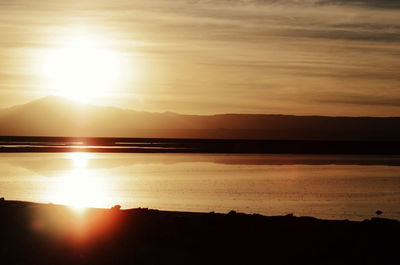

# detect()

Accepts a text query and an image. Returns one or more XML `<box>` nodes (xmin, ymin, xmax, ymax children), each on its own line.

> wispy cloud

<box><xmin>0</xmin><ymin>0</ymin><xmax>399</xmax><ymax>116</ymax></box>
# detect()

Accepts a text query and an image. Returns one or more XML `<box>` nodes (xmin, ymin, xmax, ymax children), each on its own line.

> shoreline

<box><xmin>0</xmin><ymin>200</ymin><xmax>399</xmax><ymax>264</ymax></box>
<box><xmin>1</xmin><ymin>136</ymin><xmax>400</xmax><ymax>155</ymax></box>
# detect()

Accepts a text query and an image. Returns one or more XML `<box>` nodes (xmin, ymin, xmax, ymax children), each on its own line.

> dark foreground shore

<box><xmin>0</xmin><ymin>200</ymin><xmax>399</xmax><ymax>265</ymax></box>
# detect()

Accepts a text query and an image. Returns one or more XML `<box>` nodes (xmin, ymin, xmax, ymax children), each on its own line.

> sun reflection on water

<box><xmin>51</xmin><ymin>152</ymin><xmax>112</xmax><ymax>211</ymax></box>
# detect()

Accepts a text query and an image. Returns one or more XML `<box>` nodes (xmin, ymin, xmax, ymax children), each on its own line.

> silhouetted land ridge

<box><xmin>1</xmin><ymin>96</ymin><xmax>399</xmax><ymax>141</ymax></box>
<box><xmin>1</xmin><ymin>136</ymin><xmax>400</xmax><ymax>155</ymax></box>
<box><xmin>0</xmin><ymin>200</ymin><xmax>398</xmax><ymax>265</ymax></box>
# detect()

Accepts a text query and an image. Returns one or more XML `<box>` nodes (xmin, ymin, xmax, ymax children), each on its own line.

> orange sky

<box><xmin>0</xmin><ymin>0</ymin><xmax>399</xmax><ymax>116</ymax></box>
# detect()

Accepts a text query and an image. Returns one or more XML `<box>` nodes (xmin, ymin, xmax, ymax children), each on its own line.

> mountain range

<box><xmin>1</xmin><ymin>96</ymin><xmax>399</xmax><ymax>141</ymax></box>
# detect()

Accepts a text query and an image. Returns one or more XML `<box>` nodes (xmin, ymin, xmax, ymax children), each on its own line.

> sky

<box><xmin>0</xmin><ymin>0</ymin><xmax>399</xmax><ymax>116</ymax></box>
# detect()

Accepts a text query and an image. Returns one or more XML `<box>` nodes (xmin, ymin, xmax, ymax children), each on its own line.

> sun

<box><xmin>41</xmin><ymin>35</ymin><xmax>120</xmax><ymax>102</ymax></box>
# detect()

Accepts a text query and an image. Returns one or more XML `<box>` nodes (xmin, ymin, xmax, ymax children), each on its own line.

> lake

<box><xmin>1</xmin><ymin>153</ymin><xmax>399</xmax><ymax>220</ymax></box>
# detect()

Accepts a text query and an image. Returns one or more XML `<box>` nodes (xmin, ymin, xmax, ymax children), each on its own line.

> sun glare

<box><xmin>41</xmin><ymin>35</ymin><xmax>121</xmax><ymax>102</ymax></box>
<box><xmin>51</xmin><ymin>152</ymin><xmax>112</xmax><ymax>211</ymax></box>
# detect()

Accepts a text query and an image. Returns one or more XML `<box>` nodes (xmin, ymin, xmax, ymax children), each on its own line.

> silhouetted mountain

<box><xmin>0</xmin><ymin>96</ymin><xmax>399</xmax><ymax>141</ymax></box>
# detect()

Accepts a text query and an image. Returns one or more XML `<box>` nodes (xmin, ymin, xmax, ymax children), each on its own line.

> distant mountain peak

<box><xmin>0</xmin><ymin>96</ymin><xmax>399</xmax><ymax>140</ymax></box>
<box><xmin>28</xmin><ymin>95</ymin><xmax>81</xmax><ymax>106</ymax></box>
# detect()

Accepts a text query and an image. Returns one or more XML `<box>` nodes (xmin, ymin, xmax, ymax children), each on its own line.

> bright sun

<box><xmin>41</xmin><ymin>35</ymin><xmax>120</xmax><ymax>102</ymax></box>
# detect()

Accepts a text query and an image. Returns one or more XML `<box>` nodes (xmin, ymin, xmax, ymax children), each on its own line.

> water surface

<box><xmin>0</xmin><ymin>153</ymin><xmax>399</xmax><ymax>220</ymax></box>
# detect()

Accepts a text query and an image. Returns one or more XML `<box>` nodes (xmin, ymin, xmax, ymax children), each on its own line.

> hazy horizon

<box><xmin>4</xmin><ymin>95</ymin><xmax>400</xmax><ymax>117</ymax></box>
<box><xmin>1</xmin><ymin>95</ymin><xmax>399</xmax><ymax>141</ymax></box>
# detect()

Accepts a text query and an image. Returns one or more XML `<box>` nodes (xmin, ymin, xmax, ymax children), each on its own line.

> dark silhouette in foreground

<box><xmin>0</xmin><ymin>200</ymin><xmax>399</xmax><ymax>265</ymax></box>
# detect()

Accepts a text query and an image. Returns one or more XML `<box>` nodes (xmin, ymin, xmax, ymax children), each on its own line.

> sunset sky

<box><xmin>0</xmin><ymin>0</ymin><xmax>399</xmax><ymax>116</ymax></box>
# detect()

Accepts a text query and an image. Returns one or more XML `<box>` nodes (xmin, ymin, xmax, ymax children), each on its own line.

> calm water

<box><xmin>0</xmin><ymin>153</ymin><xmax>399</xmax><ymax>220</ymax></box>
